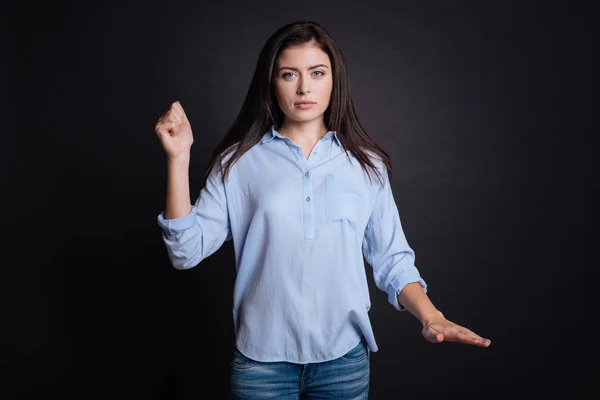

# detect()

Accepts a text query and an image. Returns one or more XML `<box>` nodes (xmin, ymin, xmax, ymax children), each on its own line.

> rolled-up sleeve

<box><xmin>157</xmin><ymin>164</ymin><xmax>231</xmax><ymax>270</ymax></box>
<box><xmin>362</xmin><ymin>172</ymin><xmax>427</xmax><ymax>311</ymax></box>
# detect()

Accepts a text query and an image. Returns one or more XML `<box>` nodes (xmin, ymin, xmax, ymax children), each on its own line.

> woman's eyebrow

<box><xmin>277</xmin><ymin>64</ymin><xmax>330</xmax><ymax>72</ymax></box>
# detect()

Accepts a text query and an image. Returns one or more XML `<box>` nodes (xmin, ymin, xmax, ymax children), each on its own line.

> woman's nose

<box><xmin>297</xmin><ymin>80</ymin><xmax>310</xmax><ymax>95</ymax></box>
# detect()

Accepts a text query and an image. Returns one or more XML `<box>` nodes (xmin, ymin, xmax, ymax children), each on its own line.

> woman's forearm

<box><xmin>398</xmin><ymin>282</ymin><xmax>443</xmax><ymax>325</ymax></box>
<box><xmin>164</xmin><ymin>156</ymin><xmax>192</xmax><ymax>220</ymax></box>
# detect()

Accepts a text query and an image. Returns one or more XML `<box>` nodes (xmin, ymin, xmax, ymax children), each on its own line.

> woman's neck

<box><xmin>277</xmin><ymin>119</ymin><xmax>329</xmax><ymax>147</ymax></box>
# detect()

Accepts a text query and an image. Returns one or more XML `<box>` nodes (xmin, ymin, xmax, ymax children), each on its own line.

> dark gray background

<box><xmin>3</xmin><ymin>0</ymin><xmax>597</xmax><ymax>398</ymax></box>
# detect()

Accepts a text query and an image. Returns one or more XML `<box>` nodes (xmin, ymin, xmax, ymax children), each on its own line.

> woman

<box><xmin>155</xmin><ymin>20</ymin><xmax>491</xmax><ymax>399</ymax></box>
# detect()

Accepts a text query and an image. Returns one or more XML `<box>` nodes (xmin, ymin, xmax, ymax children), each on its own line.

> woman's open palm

<box><xmin>155</xmin><ymin>101</ymin><xmax>194</xmax><ymax>161</ymax></box>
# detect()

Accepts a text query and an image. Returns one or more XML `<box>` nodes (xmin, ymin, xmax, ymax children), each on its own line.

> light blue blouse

<box><xmin>157</xmin><ymin>125</ymin><xmax>428</xmax><ymax>363</ymax></box>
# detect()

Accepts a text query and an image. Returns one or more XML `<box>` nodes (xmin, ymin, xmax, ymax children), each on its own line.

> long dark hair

<box><xmin>203</xmin><ymin>20</ymin><xmax>392</xmax><ymax>186</ymax></box>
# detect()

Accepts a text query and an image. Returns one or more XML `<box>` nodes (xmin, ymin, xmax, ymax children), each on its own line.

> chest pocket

<box><xmin>326</xmin><ymin>173</ymin><xmax>364</xmax><ymax>235</ymax></box>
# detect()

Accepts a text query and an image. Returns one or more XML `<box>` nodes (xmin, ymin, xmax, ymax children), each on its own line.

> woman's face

<box><xmin>273</xmin><ymin>42</ymin><xmax>333</xmax><ymax>125</ymax></box>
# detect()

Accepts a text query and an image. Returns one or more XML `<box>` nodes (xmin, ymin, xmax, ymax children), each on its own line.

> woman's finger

<box><xmin>168</xmin><ymin>109</ymin><xmax>182</xmax><ymax>126</ymax></box>
<box><xmin>173</xmin><ymin>101</ymin><xmax>186</xmax><ymax>121</ymax></box>
<box><xmin>156</xmin><ymin>120</ymin><xmax>177</xmax><ymax>136</ymax></box>
<box><xmin>455</xmin><ymin>326</ymin><xmax>481</xmax><ymax>341</ymax></box>
<box><xmin>432</xmin><ymin>324</ymin><xmax>470</xmax><ymax>344</ymax></box>
<box><xmin>177</xmin><ymin>102</ymin><xmax>190</xmax><ymax>124</ymax></box>
<box><xmin>171</xmin><ymin>103</ymin><xmax>182</xmax><ymax>120</ymax></box>
<box><xmin>457</xmin><ymin>326</ymin><xmax>490</xmax><ymax>345</ymax></box>
<box><xmin>453</xmin><ymin>330</ymin><xmax>491</xmax><ymax>346</ymax></box>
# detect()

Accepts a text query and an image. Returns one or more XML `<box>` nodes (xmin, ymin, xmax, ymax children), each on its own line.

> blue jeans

<box><xmin>230</xmin><ymin>337</ymin><xmax>370</xmax><ymax>399</ymax></box>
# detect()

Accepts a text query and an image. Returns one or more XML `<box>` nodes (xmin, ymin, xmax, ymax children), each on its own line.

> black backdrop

<box><xmin>3</xmin><ymin>0</ymin><xmax>597</xmax><ymax>398</ymax></box>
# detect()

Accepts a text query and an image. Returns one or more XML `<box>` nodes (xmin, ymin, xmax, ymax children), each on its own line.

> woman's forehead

<box><xmin>276</xmin><ymin>44</ymin><xmax>331</xmax><ymax>68</ymax></box>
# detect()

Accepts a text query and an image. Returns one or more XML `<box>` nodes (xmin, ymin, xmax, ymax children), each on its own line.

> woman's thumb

<box><xmin>424</xmin><ymin>326</ymin><xmax>444</xmax><ymax>343</ymax></box>
<box><xmin>157</xmin><ymin>120</ymin><xmax>177</xmax><ymax>137</ymax></box>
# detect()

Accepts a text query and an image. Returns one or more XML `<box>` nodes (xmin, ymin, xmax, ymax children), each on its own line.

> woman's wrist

<box><xmin>420</xmin><ymin>310</ymin><xmax>445</xmax><ymax>326</ymax></box>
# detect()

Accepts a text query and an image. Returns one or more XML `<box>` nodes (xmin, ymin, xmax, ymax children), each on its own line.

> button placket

<box><xmin>302</xmin><ymin>168</ymin><xmax>315</xmax><ymax>240</ymax></box>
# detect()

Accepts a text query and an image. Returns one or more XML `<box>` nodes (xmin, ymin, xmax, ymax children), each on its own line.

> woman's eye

<box><xmin>282</xmin><ymin>72</ymin><xmax>295</xmax><ymax>79</ymax></box>
<box><xmin>313</xmin><ymin>71</ymin><xmax>325</xmax><ymax>76</ymax></box>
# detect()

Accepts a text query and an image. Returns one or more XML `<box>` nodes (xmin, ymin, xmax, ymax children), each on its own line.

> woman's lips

<box><xmin>294</xmin><ymin>102</ymin><xmax>316</xmax><ymax>109</ymax></box>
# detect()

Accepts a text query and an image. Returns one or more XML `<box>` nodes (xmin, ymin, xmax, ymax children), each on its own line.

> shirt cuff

<box><xmin>156</xmin><ymin>206</ymin><xmax>197</xmax><ymax>236</ymax></box>
<box><xmin>387</xmin><ymin>274</ymin><xmax>428</xmax><ymax>311</ymax></box>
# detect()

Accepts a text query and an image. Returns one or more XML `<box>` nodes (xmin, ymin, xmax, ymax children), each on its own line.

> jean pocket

<box><xmin>340</xmin><ymin>340</ymin><xmax>368</xmax><ymax>363</ymax></box>
<box><xmin>231</xmin><ymin>348</ymin><xmax>258</xmax><ymax>369</ymax></box>
<box><xmin>326</xmin><ymin>173</ymin><xmax>363</xmax><ymax>234</ymax></box>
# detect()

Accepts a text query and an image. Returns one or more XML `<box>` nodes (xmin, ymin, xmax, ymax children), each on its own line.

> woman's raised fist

<box><xmin>154</xmin><ymin>101</ymin><xmax>194</xmax><ymax>161</ymax></box>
